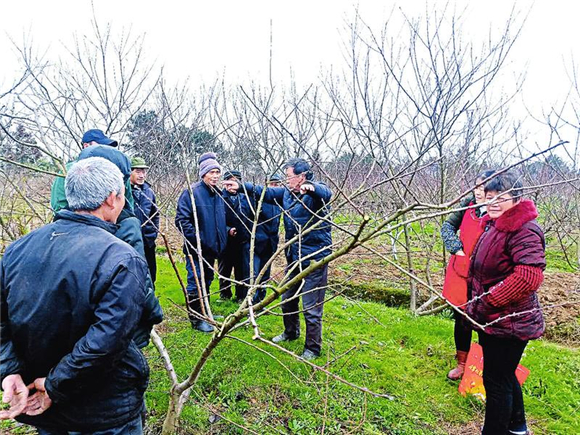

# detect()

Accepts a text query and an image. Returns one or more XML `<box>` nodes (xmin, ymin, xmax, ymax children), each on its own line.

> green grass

<box><xmin>143</xmin><ymin>257</ymin><xmax>580</xmax><ymax>434</ymax></box>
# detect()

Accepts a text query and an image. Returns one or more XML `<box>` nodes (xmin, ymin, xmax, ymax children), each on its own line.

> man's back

<box><xmin>0</xmin><ymin>210</ymin><xmax>149</xmax><ymax>431</ymax></box>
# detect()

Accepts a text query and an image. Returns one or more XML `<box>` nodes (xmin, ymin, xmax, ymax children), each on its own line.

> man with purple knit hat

<box><xmin>175</xmin><ymin>152</ymin><xmax>227</xmax><ymax>332</ymax></box>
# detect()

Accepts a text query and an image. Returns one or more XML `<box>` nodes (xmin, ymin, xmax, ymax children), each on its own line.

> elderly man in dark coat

<box><xmin>0</xmin><ymin>157</ymin><xmax>150</xmax><ymax>434</ymax></box>
<box><xmin>131</xmin><ymin>157</ymin><xmax>160</xmax><ymax>282</ymax></box>
<box><xmin>218</xmin><ymin>170</ymin><xmax>256</xmax><ymax>302</ymax></box>
<box><xmin>224</xmin><ymin>159</ymin><xmax>332</xmax><ymax>360</ymax></box>
<box><xmin>175</xmin><ymin>152</ymin><xmax>227</xmax><ymax>333</ymax></box>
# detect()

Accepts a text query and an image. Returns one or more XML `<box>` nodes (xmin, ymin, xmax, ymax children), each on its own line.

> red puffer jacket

<box><xmin>466</xmin><ymin>200</ymin><xmax>546</xmax><ymax>341</ymax></box>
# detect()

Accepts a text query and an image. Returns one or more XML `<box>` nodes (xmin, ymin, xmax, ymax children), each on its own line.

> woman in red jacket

<box><xmin>467</xmin><ymin>171</ymin><xmax>545</xmax><ymax>435</ymax></box>
<box><xmin>441</xmin><ymin>170</ymin><xmax>495</xmax><ymax>380</ymax></box>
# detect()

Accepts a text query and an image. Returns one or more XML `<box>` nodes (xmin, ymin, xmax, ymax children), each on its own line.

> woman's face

<box><xmin>486</xmin><ymin>190</ymin><xmax>518</xmax><ymax>219</ymax></box>
<box><xmin>473</xmin><ymin>178</ymin><xmax>486</xmax><ymax>204</ymax></box>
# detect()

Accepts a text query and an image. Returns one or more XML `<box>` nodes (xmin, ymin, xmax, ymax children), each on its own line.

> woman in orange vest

<box><xmin>440</xmin><ymin>170</ymin><xmax>495</xmax><ymax>380</ymax></box>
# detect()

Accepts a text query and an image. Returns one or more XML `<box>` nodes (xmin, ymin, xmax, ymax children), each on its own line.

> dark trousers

<box><xmin>282</xmin><ymin>264</ymin><xmax>328</xmax><ymax>355</ymax></box>
<box><xmin>218</xmin><ymin>242</ymin><xmax>250</xmax><ymax>300</ymax></box>
<box><xmin>251</xmin><ymin>247</ymin><xmax>274</xmax><ymax>304</ymax></box>
<box><xmin>478</xmin><ymin>331</ymin><xmax>528</xmax><ymax>435</ymax></box>
<box><xmin>36</xmin><ymin>414</ymin><xmax>143</xmax><ymax>434</ymax></box>
<box><xmin>144</xmin><ymin>243</ymin><xmax>157</xmax><ymax>283</ymax></box>
<box><xmin>453</xmin><ymin>310</ymin><xmax>472</xmax><ymax>352</ymax></box>
<box><xmin>185</xmin><ymin>254</ymin><xmax>215</xmax><ymax>320</ymax></box>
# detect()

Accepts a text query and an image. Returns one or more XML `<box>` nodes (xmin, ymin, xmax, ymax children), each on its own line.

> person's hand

<box><xmin>300</xmin><ymin>183</ymin><xmax>315</xmax><ymax>195</ymax></box>
<box><xmin>455</xmin><ymin>250</ymin><xmax>466</xmax><ymax>257</ymax></box>
<box><xmin>0</xmin><ymin>374</ymin><xmax>28</xmax><ymax>419</ymax></box>
<box><xmin>23</xmin><ymin>378</ymin><xmax>52</xmax><ymax>416</ymax></box>
<box><xmin>229</xmin><ymin>228</ymin><xmax>237</xmax><ymax>237</ymax></box>
<box><xmin>223</xmin><ymin>179</ymin><xmax>239</xmax><ymax>193</ymax></box>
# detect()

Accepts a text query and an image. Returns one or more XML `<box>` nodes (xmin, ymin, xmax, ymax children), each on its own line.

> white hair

<box><xmin>65</xmin><ymin>157</ymin><xmax>124</xmax><ymax>211</ymax></box>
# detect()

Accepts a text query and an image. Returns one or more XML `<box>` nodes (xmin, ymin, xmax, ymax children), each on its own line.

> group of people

<box><xmin>0</xmin><ymin>129</ymin><xmax>164</xmax><ymax>434</ymax></box>
<box><xmin>0</xmin><ymin>132</ymin><xmax>333</xmax><ymax>433</ymax></box>
<box><xmin>441</xmin><ymin>170</ymin><xmax>546</xmax><ymax>435</ymax></box>
<box><xmin>0</xmin><ymin>126</ymin><xmax>545</xmax><ymax>435</ymax></box>
<box><xmin>175</xmin><ymin>152</ymin><xmax>333</xmax><ymax>361</ymax></box>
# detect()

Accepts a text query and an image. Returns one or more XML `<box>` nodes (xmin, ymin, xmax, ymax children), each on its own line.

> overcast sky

<box><xmin>1</xmin><ymin>0</ymin><xmax>579</xmax><ymax>120</ymax></box>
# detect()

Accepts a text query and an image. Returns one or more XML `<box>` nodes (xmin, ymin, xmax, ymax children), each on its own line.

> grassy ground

<box><xmin>143</xmin><ymin>257</ymin><xmax>580</xmax><ymax>434</ymax></box>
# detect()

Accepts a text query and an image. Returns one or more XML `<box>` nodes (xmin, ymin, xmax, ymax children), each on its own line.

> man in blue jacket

<box><xmin>131</xmin><ymin>157</ymin><xmax>160</xmax><ymax>282</ymax></box>
<box><xmin>224</xmin><ymin>159</ymin><xmax>332</xmax><ymax>360</ymax></box>
<box><xmin>175</xmin><ymin>152</ymin><xmax>227</xmax><ymax>333</ymax></box>
<box><xmin>0</xmin><ymin>157</ymin><xmax>150</xmax><ymax>434</ymax></box>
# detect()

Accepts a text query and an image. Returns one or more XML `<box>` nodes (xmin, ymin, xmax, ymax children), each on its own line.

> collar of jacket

<box><xmin>199</xmin><ymin>180</ymin><xmax>218</xmax><ymax>196</ymax></box>
<box><xmin>133</xmin><ymin>181</ymin><xmax>151</xmax><ymax>190</ymax></box>
<box><xmin>54</xmin><ymin>209</ymin><xmax>119</xmax><ymax>234</ymax></box>
<box><xmin>481</xmin><ymin>199</ymin><xmax>538</xmax><ymax>232</ymax></box>
<box><xmin>222</xmin><ymin>188</ymin><xmax>238</xmax><ymax>197</ymax></box>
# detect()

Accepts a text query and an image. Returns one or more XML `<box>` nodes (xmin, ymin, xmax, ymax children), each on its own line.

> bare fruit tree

<box><xmin>0</xmin><ymin>4</ymin><xmax>578</xmax><ymax>435</ymax></box>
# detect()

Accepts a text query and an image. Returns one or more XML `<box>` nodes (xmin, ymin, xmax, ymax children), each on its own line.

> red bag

<box><xmin>458</xmin><ymin>343</ymin><xmax>530</xmax><ymax>401</ymax></box>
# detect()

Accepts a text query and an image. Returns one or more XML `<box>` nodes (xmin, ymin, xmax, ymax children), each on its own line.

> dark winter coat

<box><xmin>105</xmin><ymin>208</ymin><xmax>163</xmax><ymax>349</ymax></box>
<box><xmin>132</xmin><ymin>181</ymin><xmax>160</xmax><ymax>248</ymax></box>
<box><xmin>244</xmin><ymin>182</ymin><xmax>332</xmax><ymax>265</ymax></box>
<box><xmin>222</xmin><ymin>190</ymin><xmax>255</xmax><ymax>244</ymax></box>
<box><xmin>255</xmin><ymin>198</ymin><xmax>282</xmax><ymax>255</ymax></box>
<box><xmin>0</xmin><ymin>211</ymin><xmax>149</xmax><ymax>432</ymax></box>
<box><xmin>467</xmin><ymin>200</ymin><xmax>546</xmax><ymax>341</ymax></box>
<box><xmin>175</xmin><ymin>181</ymin><xmax>227</xmax><ymax>259</ymax></box>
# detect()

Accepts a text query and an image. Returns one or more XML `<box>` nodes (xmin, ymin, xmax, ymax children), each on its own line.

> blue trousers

<box><xmin>185</xmin><ymin>254</ymin><xmax>215</xmax><ymax>318</ymax></box>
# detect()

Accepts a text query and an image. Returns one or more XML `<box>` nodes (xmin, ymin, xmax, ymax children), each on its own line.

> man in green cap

<box><xmin>131</xmin><ymin>157</ymin><xmax>160</xmax><ymax>282</ymax></box>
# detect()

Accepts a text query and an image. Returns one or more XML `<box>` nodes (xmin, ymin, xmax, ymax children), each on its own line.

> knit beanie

<box><xmin>198</xmin><ymin>152</ymin><xmax>222</xmax><ymax>179</ymax></box>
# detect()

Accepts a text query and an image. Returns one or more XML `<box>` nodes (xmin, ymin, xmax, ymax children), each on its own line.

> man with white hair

<box><xmin>0</xmin><ymin>157</ymin><xmax>150</xmax><ymax>434</ymax></box>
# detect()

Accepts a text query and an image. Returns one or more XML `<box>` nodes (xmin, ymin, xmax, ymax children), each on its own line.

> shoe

<box><xmin>191</xmin><ymin>320</ymin><xmax>214</xmax><ymax>333</ymax></box>
<box><xmin>447</xmin><ymin>350</ymin><xmax>468</xmax><ymax>380</ymax></box>
<box><xmin>272</xmin><ymin>332</ymin><xmax>299</xmax><ymax>343</ymax></box>
<box><xmin>300</xmin><ymin>349</ymin><xmax>319</xmax><ymax>361</ymax></box>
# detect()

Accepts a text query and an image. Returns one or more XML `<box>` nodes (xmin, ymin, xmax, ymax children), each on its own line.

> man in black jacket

<box><xmin>175</xmin><ymin>152</ymin><xmax>227</xmax><ymax>332</ymax></box>
<box><xmin>219</xmin><ymin>170</ymin><xmax>254</xmax><ymax>302</ymax></box>
<box><xmin>251</xmin><ymin>173</ymin><xmax>282</xmax><ymax>304</ymax></box>
<box><xmin>0</xmin><ymin>157</ymin><xmax>150</xmax><ymax>434</ymax></box>
<box><xmin>131</xmin><ymin>157</ymin><xmax>160</xmax><ymax>282</ymax></box>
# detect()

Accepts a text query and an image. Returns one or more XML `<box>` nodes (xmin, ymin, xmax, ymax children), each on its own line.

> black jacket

<box><xmin>132</xmin><ymin>181</ymin><xmax>160</xmax><ymax>248</ymax></box>
<box><xmin>175</xmin><ymin>181</ymin><xmax>227</xmax><ymax>259</ymax></box>
<box><xmin>110</xmin><ymin>209</ymin><xmax>163</xmax><ymax>349</ymax></box>
<box><xmin>255</xmin><ymin>197</ymin><xmax>282</xmax><ymax>255</ymax></box>
<box><xmin>244</xmin><ymin>182</ymin><xmax>332</xmax><ymax>265</ymax></box>
<box><xmin>222</xmin><ymin>190</ymin><xmax>255</xmax><ymax>244</ymax></box>
<box><xmin>0</xmin><ymin>211</ymin><xmax>149</xmax><ymax>431</ymax></box>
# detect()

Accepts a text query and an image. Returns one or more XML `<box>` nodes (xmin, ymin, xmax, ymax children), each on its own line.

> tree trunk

<box><xmin>161</xmin><ymin>388</ymin><xmax>182</xmax><ymax>435</ymax></box>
